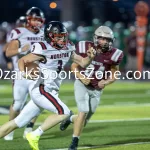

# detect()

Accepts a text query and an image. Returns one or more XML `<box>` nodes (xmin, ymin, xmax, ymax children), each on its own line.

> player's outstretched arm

<box><xmin>6</xmin><ymin>40</ymin><xmax>30</xmax><ymax>57</ymax></box>
<box><xmin>71</xmin><ymin>47</ymin><xmax>96</xmax><ymax>68</ymax></box>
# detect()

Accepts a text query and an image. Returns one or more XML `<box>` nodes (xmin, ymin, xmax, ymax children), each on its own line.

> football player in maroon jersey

<box><xmin>60</xmin><ymin>26</ymin><xmax>123</xmax><ymax>150</ymax></box>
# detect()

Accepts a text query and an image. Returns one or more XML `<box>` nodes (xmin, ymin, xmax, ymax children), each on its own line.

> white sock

<box><xmin>32</xmin><ymin>126</ymin><xmax>44</xmax><ymax>136</ymax></box>
<box><xmin>70</xmin><ymin>115</ymin><xmax>74</xmax><ymax>122</ymax></box>
<box><xmin>73</xmin><ymin>134</ymin><xmax>80</xmax><ymax>139</ymax></box>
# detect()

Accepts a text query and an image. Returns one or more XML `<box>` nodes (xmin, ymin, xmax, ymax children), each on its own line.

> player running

<box><xmin>4</xmin><ymin>7</ymin><xmax>45</xmax><ymax>140</ymax></box>
<box><xmin>0</xmin><ymin>21</ymin><xmax>96</xmax><ymax>150</ymax></box>
<box><xmin>60</xmin><ymin>26</ymin><xmax>123</xmax><ymax>150</ymax></box>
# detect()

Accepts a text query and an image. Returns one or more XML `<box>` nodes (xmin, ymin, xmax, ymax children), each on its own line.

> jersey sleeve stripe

<box><xmin>83</xmin><ymin>41</ymin><xmax>85</xmax><ymax>53</ymax></box>
<box><xmin>14</xmin><ymin>29</ymin><xmax>21</xmax><ymax>34</ymax></box>
<box><xmin>79</xmin><ymin>42</ymin><xmax>82</xmax><ymax>53</ymax></box>
<box><xmin>39</xmin><ymin>42</ymin><xmax>47</xmax><ymax>50</ymax></box>
<box><xmin>79</xmin><ymin>41</ymin><xmax>85</xmax><ymax>53</ymax></box>
<box><xmin>115</xmin><ymin>51</ymin><xmax>123</xmax><ymax>62</ymax></box>
<box><xmin>111</xmin><ymin>49</ymin><xmax>122</xmax><ymax>62</ymax></box>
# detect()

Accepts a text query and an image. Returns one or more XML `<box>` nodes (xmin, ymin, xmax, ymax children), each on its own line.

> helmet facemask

<box><xmin>94</xmin><ymin>35</ymin><xmax>113</xmax><ymax>53</ymax></box>
<box><xmin>26</xmin><ymin>7</ymin><xmax>45</xmax><ymax>32</ymax></box>
<box><xmin>49</xmin><ymin>33</ymin><xmax>68</xmax><ymax>49</ymax></box>
<box><xmin>94</xmin><ymin>26</ymin><xmax>114</xmax><ymax>53</ymax></box>
<box><xmin>27</xmin><ymin>16</ymin><xmax>45</xmax><ymax>32</ymax></box>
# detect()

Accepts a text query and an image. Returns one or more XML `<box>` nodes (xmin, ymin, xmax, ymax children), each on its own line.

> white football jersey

<box><xmin>7</xmin><ymin>27</ymin><xmax>44</xmax><ymax>71</ymax></box>
<box><xmin>31</xmin><ymin>41</ymin><xmax>75</xmax><ymax>91</ymax></box>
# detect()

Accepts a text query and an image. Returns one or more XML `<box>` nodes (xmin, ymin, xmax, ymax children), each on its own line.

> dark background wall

<box><xmin>1</xmin><ymin>0</ymin><xmax>150</xmax><ymax>26</ymax></box>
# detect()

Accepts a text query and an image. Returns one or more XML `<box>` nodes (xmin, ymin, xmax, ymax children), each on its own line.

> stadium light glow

<box><xmin>49</xmin><ymin>2</ymin><xmax>57</xmax><ymax>9</ymax></box>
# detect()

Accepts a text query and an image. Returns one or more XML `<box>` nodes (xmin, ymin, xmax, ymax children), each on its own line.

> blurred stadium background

<box><xmin>1</xmin><ymin>0</ymin><xmax>150</xmax><ymax>150</ymax></box>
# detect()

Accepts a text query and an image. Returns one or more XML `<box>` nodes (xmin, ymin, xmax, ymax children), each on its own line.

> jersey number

<box><xmin>31</xmin><ymin>45</ymin><xmax>35</xmax><ymax>52</ymax></box>
<box><xmin>84</xmin><ymin>64</ymin><xmax>105</xmax><ymax>79</ymax></box>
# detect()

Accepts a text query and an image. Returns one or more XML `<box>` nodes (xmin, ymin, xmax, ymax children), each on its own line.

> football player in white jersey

<box><xmin>3</xmin><ymin>16</ymin><xmax>27</xmax><ymax>72</ymax></box>
<box><xmin>0</xmin><ymin>21</ymin><xmax>96</xmax><ymax>150</ymax></box>
<box><xmin>4</xmin><ymin>7</ymin><xmax>45</xmax><ymax>140</ymax></box>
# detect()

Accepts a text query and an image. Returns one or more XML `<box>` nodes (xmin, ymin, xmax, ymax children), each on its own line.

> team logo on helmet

<box><xmin>44</xmin><ymin>21</ymin><xmax>68</xmax><ymax>49</ymax></box>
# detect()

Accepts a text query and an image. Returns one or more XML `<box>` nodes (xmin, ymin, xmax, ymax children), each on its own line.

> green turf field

<box><xmin>0</xmin><ymin>80</ymin><xmax>150</xmax><ymax>150</ymax></box>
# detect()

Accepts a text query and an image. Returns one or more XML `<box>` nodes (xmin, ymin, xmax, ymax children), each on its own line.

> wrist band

<box><xmin>18</xmin><ymin>48</ymin><xmax>22</xmax><ymax>53</ymax></box>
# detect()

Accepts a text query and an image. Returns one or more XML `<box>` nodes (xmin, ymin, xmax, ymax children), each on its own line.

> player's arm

<box><xmin>71</xmin><ymin>47</ymin><xmax>96</xmax><ymax>68</ymax></box>
<box><xmin>3</xmin><ymin>43</ymin><xmax>9</xmax><ymax>52</ymax></box>
<box><xmin>18</xmin><ymin>53</ymin><xmax>44</xmax><ymax>72</ymax></box>
<box><xmin>98</xmin><ymin>65</ymin><xmax>119</xmax><ymax>89</ymax></box>
<box><xmin>3</xmin><ymin>41</ymin><xmax>12</xmax><ymax>59</ymax></box>
<box><xmin>3</xmin><ymin>51</ymin><xmax>12</xmax><ymax>70</ymax></box>
<box><xmin>71</xmin><ymin>63</ymin><xmax>90</xmax><ymax>85</ymax></box>
<box><xmin>18</xmin><ymin>42</ymin><xmax>44</xmax><ymax>73</ymax></box>
<box><xmin>2</xmin><ymin>43</ymin><xmax>12</xmax><ymax>69</ymax></box>
<box><xmin>6</xmin><ymin>29</ymin><xmax>30</xmax><ymax>57</ymax></box>
<box><xmin>98</xmin><ymin>50</ymin><xmax>123</xmax><ymax>89</ymax></box>
<box><xmin>6</xmin><ymin>40</ymin><xmax>30</xmax><ymax>57</ymax></box>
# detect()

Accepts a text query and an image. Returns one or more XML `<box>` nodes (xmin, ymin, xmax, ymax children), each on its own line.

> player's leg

<box><xmin>84</xmin><ymin>89</ymin><xmax>102</xmax><ymax>126</ymax></box>
<box><xmin>0</xmin><ymin>120</ymin><xmax>18</xmax><ymax>138</ymax></box>
<box><xmin>60</xmin><ymin>110</ymin><xmax>75</xmax><ymax>131</ymax></box>
<box><xmin>60</xmin><ymin>80</ymin><xmax>88</xmax><ymax>131</ymax></box>
<box><xmin>26</xmin><ymin>84</ymin><xmax>70</xmax><ymax>150</ymax></box>
<box><xmin>69</xmin><ymin>89</ymin><xmax>101</xmax><ymax>150</ymax></box>
<box><xmin>4</xmin><ymin>79</ymin><xmax>28</xmax><ymax>140</ymax></box>
<box><xmin>23</xmin><ymin>117</ymin><xmax>38</xmax><ymax>139</ymax></box>
<box><xmin>4</xmin><ymin>104</ymin><xmax>20</xmax><ymax>140</ymax></box>
<box><xmin>0</xmin><ymin>100</ymin><xmax>42</xmax><ymax>138</ymax></box>
<box><xmin>9</xmin><ymin>105</ymin><xmax>19</xmax><ymax>122</ymax></box>
<box><xmin>69</xmin><ymin>80</ymin><xmax>90</xmax><ymax>150</ymax></box>
<box><xmin>11</xmin><ymin>79</ymin><xmax>29</xmax><ymax>119</ymax></box>
<box><xmin>23</xmin><ymin>81</ymin><xmax>38</xmax><ymax>139</ymax></box>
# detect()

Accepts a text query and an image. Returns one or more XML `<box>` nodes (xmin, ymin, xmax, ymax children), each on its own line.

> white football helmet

<box><xmin>93</xmin><ymin>26</ymin><xmax>115</xmax><ymax>52</ymax></box>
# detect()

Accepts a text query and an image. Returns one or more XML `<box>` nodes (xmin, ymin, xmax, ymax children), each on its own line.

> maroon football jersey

<box><xmin>76</xmin><ymin>41</ymin><xmax>123</xmax><ymax>89</ymax></box>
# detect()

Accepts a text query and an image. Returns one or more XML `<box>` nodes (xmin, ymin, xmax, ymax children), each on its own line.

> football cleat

<box><xmin>4</xmin><ymin>131</ymin><xmax>14</xmax><ymax>141</ymax></box>
<box><xmin>26</xmin><ymin>132</ymin><xmax>40</xmax><ymax>150</ymax></box>
<box><xmin>60</xmin><ymin>110</ymin><xmax>74</xmax><ymax>131</ymax></box>
<box><xmin>23</xmin><ymin>127</ymin><xmax>33</xmax><ymax>139</ymax></box>
<box><xmin>68</xmin><ymin>137</ymin><xmax>79</xmax><ymax>150</ymax></box>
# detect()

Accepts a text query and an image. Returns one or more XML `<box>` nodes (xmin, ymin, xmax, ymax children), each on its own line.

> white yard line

<box><xmin>35</xmin><ymin>117</ymin><xmax>150</xmax><ymax>126</ymax></box>
<box><xmin>101</xmin><ymin>103</ymin><xmax>150</xmax><ymax>107</ymax></box>
<box><xmin>2</xmin><ymin>98</ymin><xmax>150</xmax><ymax>110</ymax></box>
<box><xmin>2</xmin><ymin>97</ymin><xmax>150</xmax><ymax>107</ymax></box>
<box><xmin>102</xmin><ymin>94</ymin><xmax>150</xmax><ymax>99</ymax></box>
<box><xmin>88</xmin><ymin>118</ymin><xmax>150</xmax><ymax>123</ymax></box>
<box><xmin>49</xmin><ymin>147</ymin><xmax>90</xmax><ymax>150</ymax></box>
<box><xmin>61</xmin><ymin>93</ymin><xmax>150</xmax><ymax>99</ymax></box>
<box><xmin>47</xmin><ymin>141</ymin><xmax>150</xmax><ymax>150</ymax></box>
<box><xmin>0</xmin><ymin>93</ymin><xmax>149</xmax><ymax>103</ymax></box>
